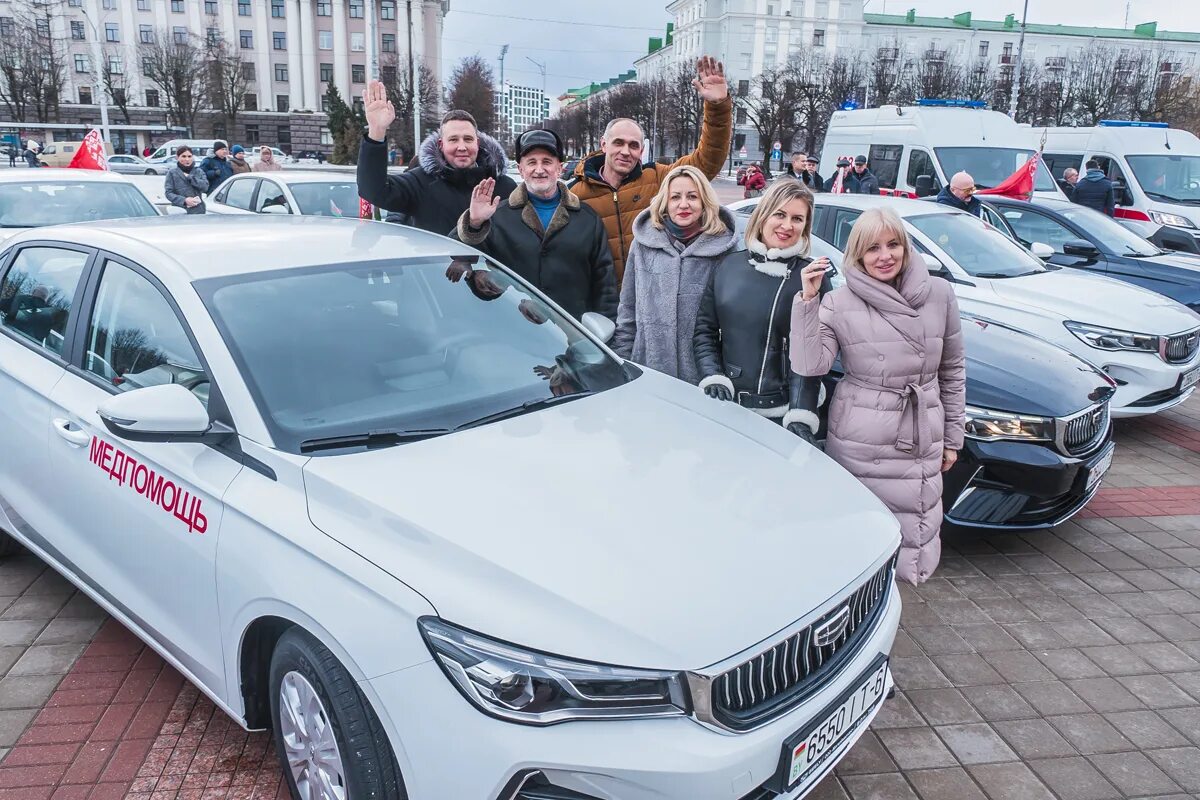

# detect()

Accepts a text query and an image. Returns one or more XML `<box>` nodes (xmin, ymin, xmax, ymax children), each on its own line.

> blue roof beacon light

<box><xmin>840</xmin><ymin>99</ymin><xmax>859</xmax><ymax>111</ymax></box>
<box><xmin>916</xmin><ymin>98</ymin><xmax>988</xmax><ymax>109</ymax></box>
<box><xmin>1098</xmin><ymin>120</ymin><xmax>1170</xmax><ymax>128</ymax></box>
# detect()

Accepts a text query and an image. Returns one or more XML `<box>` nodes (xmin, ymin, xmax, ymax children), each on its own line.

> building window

<box><xmin>142</xmin><ymin>57</ymin><xmax>153</xmax><ymax>76</ymax></box>
<box><xmin>979</xmin><ymin>41</ymin><xmax>989</xmax><ymax>57</ymax></box>
<box><xmin>278</xmin><ymin>126</ymin><xmax>291</xmax><ymax>147</ymax></box>
<box><xmin>350</xmin><ymin>32</ymin><xmax>364</xmax><ymax>52</ymax></box>
<box><xmin>145</xmin><ymin>88</ymin><xmax>159</xmax><ymax>107</ymax></box>
<box><xmin>245</xmin><ymin>93</ymin><xmax>258</xmax><ymax>110</ymax></box>
<box><xmin>245</xmin><ymin>124</ymin><xmax>260</xmax><ymax>145</ymax></box>
<box><xmin>138</xmin><ymin>0</ymin><xmax>150</xmax><ymax>9</ymax></box>
<box><xmin>321</xmin><ymin>96</ymin><xmax>330</xmax><ymax>112</ymax></box>
<box><xmin>173</xmin><ymin>26</ymin><xmax>187</xmax><ymax>44</ymax></box>
<box><xmin>318</xmin><ymin>1</ymin><xmax>331</xmax><ymax>15</ymax></box>
<box><xmin>271</xmin><ymin>0</ymin><xmax>285</xmax><ymax>18</ymax></box>
<box><xmin>139</xmin><ymin>25</ymin><xmax>153</xmax><ymax>43</ymax></box>
<box><xmin>108</xmin><ymin>56</ymin><xmax>123</xmax><ymax>74</ymax></box>
<box><xmin>277</xmin><ymin>95</ymin><xmax>289</xmax><ymax>112</ymax></box>
<box><xmin>240</xmin><ymin>30</ymin><xmax>253</xmax><ymax>48</ymax></box>
<box><xmin>71</xmin><ymin>21</ymin><xmax>85</xmax><ymax>40</ymax></box>
<box><xmin>74</xmin><ymin>54</ymin><xmax>90</xmax><ymax>73</ymax></box>
<box><xmin>319</xmin><ymin>30</ymin><xmax>333</xmax><ymax>50</ymax></box>
<box><xmin>0</xmin><ymin>18</ymin><xmax>12</xmax><ymax>39</ymax></box>
<box><xmin>105</xmin><ymin>23</ymin><xmax>119</xmax><ymax>42</ymax></box>
<box><xmin>273</xmin><ymin>31</ymin><xmax>286</xmax><ymax>50</ymax></box>
<box><xmin>79</xmin><ymin>86</ymin><xmax>93</xmax><ymax>104</ymax></box>
<box><xmin>382</xmin><ymin>0</ymin><xmax>396</xmax><ymax>19</ymax></box>
<box><xmin>213</xmin><ymin>124</ymin><xmax>227</xmax><ymax>141</ymax></box>
<box><xmin>112</xmin><ymin>88</ymin><xmax>126</xmax><ymax>106</ymax></box>
<box><xmin>381</xmin><ymin>65</ymin><xmax>396</xmax><ymax>83</ymax></box>
<box><xmin>36</xmin><ymin>17</ymin><xmax>50</xmax><ymax>37</ymax></box>
<box><xmin>352</xmin><ymin>64</ymin><xmax>365</xmax><ymax>83</ymax></box>
<box><xmin>382</xmin><ymin>33</ymin><xmax>395</xmax><ymax>53</ymax></box>
<box><xmin>206</xmin><ymin>28</ymin><xmax>220</xmax><ymax>45</ymax></box>
<box><xmin>320</xmin><ymin>62</ymin><xmax>333</xmax><ymax>82</ymax></box>
<box><xmin>737</xmin><ymin>79</ymin><xmax>749</xmax><ymax>96</ymax></box>
<box><xmin>320</xmin><ymin>129</ymin><xmax>333</xmax><ymax>146</ymax></box>
<box><xmin>736</xmin><ymin>107</ymin><xmax>747</xmax><ymax>124</ymax></box>
<box><xmin>812</xmin><ymin>29</ymin><xmax>824</xmax><ymax>47</ymax></box>
<box><xmin>171</xmin><ymin>0</ymin><xmax>183</xmax><ymax>12</ymax></box>
<box><xmin>350</xmin><ymin>1</ymin><xmax>364</xmax><ymax>18</ymax></box>
<box><xmin>102</xmin><ymin>0</ymin><xmax>117</xmax><ymax>8</ymax></box>
<box><xmin>275</xmin><ymin>64</ymin><xmax>288</xmax><ymax>82</ymax></box>
<box><xmin>241</xmin><ymin>62</ymin><xmax>255</xmax><ymax>80</ymax></box>
<box><xmin>239</xmin><ymin>1</ymin><xmax>251</xmax><ymax>15</ymax></box>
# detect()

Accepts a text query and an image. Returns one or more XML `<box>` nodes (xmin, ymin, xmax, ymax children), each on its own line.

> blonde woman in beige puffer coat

<box><xmin>790</xmin><ymin>207</ymin><xmax>966</xmax><ymax>585</ymax></box>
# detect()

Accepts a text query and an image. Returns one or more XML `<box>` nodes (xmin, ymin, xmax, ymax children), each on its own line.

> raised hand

<box><xmin>363</xmin><ymin>80</ymin><xmax>395</xmax><ymax>141</ymax></box>
<box><xmin>468</xmin><ymin>177</ymin><xmax>501</xmax><ymax>227</ymax></box>
<box><xmin>692</xmin><ymin>56</ymin><xmax>729</xmax><ymax>103</ymax></box>
<box><xmin>800</xmin><ymin>259</ymin><xmax>830</xmax><ymax>301</ymax></box>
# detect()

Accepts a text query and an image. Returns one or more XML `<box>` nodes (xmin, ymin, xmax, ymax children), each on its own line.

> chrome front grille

<box><xmin>1058</xmin><ymin>401</ymin><xmax>1110</xmax><ymax>457</ymax></box>
<box><xmin>710</xmin><ymin>553</ymin><xmax>897</xmax><ymax>730</ymax></box>
<box><xmin>1162</xmin><ymin>329</ymin><xmax>1200</xmax><ymax>364</ymax></box>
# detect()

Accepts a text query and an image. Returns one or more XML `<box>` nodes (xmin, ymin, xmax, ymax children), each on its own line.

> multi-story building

<box><xmin>636</xmin><ymin>0</ymin><xmax>1200</xmax><ymax>156</ymax></box>
<box><xmin>0</xmin><ymin>0</ymin><xmax>448</xmax><ymax>153</ymax></box>
<box><xmin>557</xmin><ymin>70</ymin><xmax>637</xmax><ymax>110</ymax></box>
<box><xmin>496</xmin><ymin>81</ymin><xmax>549</xmax><ymax>143</ymax></box>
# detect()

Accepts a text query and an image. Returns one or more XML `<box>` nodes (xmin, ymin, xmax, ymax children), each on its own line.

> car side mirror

<box><xmin>914</xmin><ymin>175</ymin><xmax>935</xmax><ymax>198</ymax></box>
<box><xmin>924</xmin><ymin>254</ymin><xmax>949</xmax><ymax>276</ymax></box>
<box><xmin>97</xmin><ymin>384</ymin><xmax>216</xmax><ymax>443</ymax></box>
<box><xmin>260</xmin><ymin>203</ymin><xmax>290</xmax><ymax>215</ymax></box>
<box><xmin>1062</xmin><ymin>239</ymin><xmax>1100</xmax><ymax>258</ymax></box>
<box><xmin>581</xmin><ymin>311</ymin><xmax>615</xmax><ymax>343</ymax></box>
<box><xmin>1029</xmin><ymin>242</ymin><xmax>1055</xmax><ymax>259</ymax></box>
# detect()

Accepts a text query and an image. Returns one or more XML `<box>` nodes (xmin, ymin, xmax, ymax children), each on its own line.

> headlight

<box><xmin>1148</xmin><ymin>211</ymin><xmax>1196</xmax><ymax>229</ymax></box>
<box><xmin>964</xmin><ymin>406</ymin><xmax>1054</xmax><ymax>442</ymax></box>
<box><xmin>1064</xmin><ymin>321</ymin><xmax>1159</xmax><ymax>352</ymax></box>
<box><xmin>419</xmin><ymin>618</ymin><xmax>690</xmax><ymax>725</ymax></box>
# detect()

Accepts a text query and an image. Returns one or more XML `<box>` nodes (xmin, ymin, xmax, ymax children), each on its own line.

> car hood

<box><xmin>303</xmin><ymin>370</ymin><xmax>900</xmax><ymax>670</ymax></box>
<box><xmin>988</xmin><ymin>269</ymin><xmax>1200</xmax><ymax>333</ymax></box>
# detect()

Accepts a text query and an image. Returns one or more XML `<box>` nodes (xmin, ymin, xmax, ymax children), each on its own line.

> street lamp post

<box><xmin>80</xmin><ymin>3</ymin><xmax>112</xmax><ymax>145</ymax></box>
<box><xmin>525</xmin><ymin>56</ymin><xmax>547</xmax><ymax>126</ymax></box>
<box><xmin>406</xmin><ymin>0</ymin><xmax>420</xmax><ymax>155</ymax></box>
<box><xmin>1007</xmin><ymin>0</ymin><xmax>1030</xmax><ymax>120</ymax></box>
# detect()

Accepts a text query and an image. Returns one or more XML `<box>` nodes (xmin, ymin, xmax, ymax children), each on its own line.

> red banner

<box><xmin>67</xmin><ymin>128</ymin><xmax>108</xmax><ymax>171</ymax></box>
<box><xmin>977</xmin><ymin>154</ymin><xmax>1040</xmax><ymax>200</ymax></box>
<box><xmin>359</xmin><ymin>197</ymin><xmax>374</xmax><ymax>220</ymax></box>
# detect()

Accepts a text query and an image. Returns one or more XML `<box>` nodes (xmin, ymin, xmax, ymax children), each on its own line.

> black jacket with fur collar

<box><xmin>452</xmin><ymin>181</ymin><xmax>617</xmax><ymax>321</ymax></box>
<box><xmin>357</xmin><ymin>130</ymin><xmax>517</xmax><ymax>236</ymax></box>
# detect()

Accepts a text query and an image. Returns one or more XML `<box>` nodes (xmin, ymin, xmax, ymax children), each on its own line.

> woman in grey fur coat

<box><xmin>612</xmin><ymin>165</ymin><xmax>737</xmax><ymax>384</ymax></box>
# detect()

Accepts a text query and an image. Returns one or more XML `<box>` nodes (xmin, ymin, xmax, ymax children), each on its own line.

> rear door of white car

<box><xmin>0</xmin><ymin>243</ymin><xmax>94</xmax><ymax>545</ymax></box>
<box><xmin>46</xmin><ymin>254</ymin><xmax>240</xmax><ymax>693</ymax></box>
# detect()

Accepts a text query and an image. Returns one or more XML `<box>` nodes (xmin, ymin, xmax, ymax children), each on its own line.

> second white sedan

<box><xmin>206</xmin><ymin>172</ymin><xmax>362</xmax><ymax>218</ymax></box>
<box><xmin>107</xmin><ymin>154</ymin><xmax>170</xmax><ymax>175</ymax></box>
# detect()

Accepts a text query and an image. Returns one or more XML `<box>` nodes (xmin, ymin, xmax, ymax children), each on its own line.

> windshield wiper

<box><xmin>1143</xmin><ymin>190</ymin><xmax>1200</xmax><ymax>206</ymax></box>
<box><xmin>973</xmin><ymin>271</ymin><xmax>1042</xmax><ymax>279</ymax></box>
<box><xmin>457</xmin><ymin>391</ymin><xmax>596</xmax><ymax>430</ymax></box>
<box><xmin>300</xmin><ymin>428</ymin><xmax>454</xmax><ymax>453</ymax></box>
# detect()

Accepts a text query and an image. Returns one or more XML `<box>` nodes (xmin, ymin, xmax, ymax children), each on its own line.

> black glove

<box><xmin>788</xmin><ymin>422</ymin><xmax>817</xmax><ymax>444</ymax></box>
<box><xmin>704</xmin><ymin>384</ymin><xmax>733</xmax><ymax>402</ymax></box>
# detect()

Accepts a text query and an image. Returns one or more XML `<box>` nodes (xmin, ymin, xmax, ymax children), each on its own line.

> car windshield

<box><xmin>288</xmin><ymin>182</ymin><xmax>362</xmax><ymax>217</ymax></box>
<box><xmin>907</xmin><ymin>212</ymin><xmax>1048</xmax><ymax>278</ymax></box>
<box><xmin>1125</xmin><ymin>154</ymin><xmax>1200</xmax><ymax>204</ymax></box>
<box><xmin>197</xmin><ymin>257</ymin><xmax>631</xmax><ymax>454</ymax></box>
<box><xmin>0</xmin><ymin>182</ymin><xmax>157</xmax><ymax>227</ymax></box>
<box><xmin>1057</xmin><ymin>204</ymin><xmax>1160</xmax><ymax>256</ymax></box>
<box><xmin>934</xmin><ymin>147</ymin><xmax>1058</xmax><ymax>192</ymax></box>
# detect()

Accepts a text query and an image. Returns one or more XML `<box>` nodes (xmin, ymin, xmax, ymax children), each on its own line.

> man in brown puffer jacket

<box><xmin>570</xmin><ymin>56</ymin><xmax>733</xmax><ymax>287</ymax></box>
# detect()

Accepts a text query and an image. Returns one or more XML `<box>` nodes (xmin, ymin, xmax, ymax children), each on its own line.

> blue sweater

<box><xmin>528</xmin><ymin>189</ymin><xmax>561</xmax><ymax>234</ymax></box>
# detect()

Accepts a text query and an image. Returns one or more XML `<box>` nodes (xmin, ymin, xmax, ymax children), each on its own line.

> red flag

<box><xmin>359</xmin><ymin>197</ymin><xmax>374</xmax><ymax>219</ymax></box>
<box><xmin>67</xmin><ymin>129</ymin><xmax>108</xmax><ymax>171</ymax></box>
<box><xmin>977</xmin><ymin>154</ymin><xmax>1040</xmax><ymax>200</ymax></box>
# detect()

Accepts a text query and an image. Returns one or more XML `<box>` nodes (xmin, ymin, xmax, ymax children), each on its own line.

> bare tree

<box><xmin>380</xmin><ymin>55</ymin><xmax>439</xmax><ymax>161</ymax></box>
<box><xmin>868</xmin><ymin>40</ymin><xmax>904</xmax><ymax>107</ymax></box>
<box><xmin>102</xmin><ymin>47</ymin><xmax>132</xmax><ymax>124</ymax></box>
<box><xmin>661</xmin><ymin>64</ymin><xmax>703</xmax><ymax>160</ymax></box>
<box><xmin>1070</xmin><ymin>43</ymin><xmax>1120</xmax><ymax>125</ymax></box>
<box><xmin>0</xmin><ymin>3</ymin><xmax>67</xmax><ymax>123</ymax></box>
<box><xmin>446</xmin><ymin>55</ymin><xmax>496</xmax><ymax>134</ymax></box>
<box><xmin>205</xmin><ymin>35</ymin><xmax>253</xmax><ymax>134</ymax></box>
<box><xmin>963</xmin><ymin>58</ymin><xmax>993</xmax><ymax>103</ymax></box>
<box><xmin>140</xmin><ymin>28</ymin><xmax>209</xmax><ymax>131</ymax></box>
<box><xmin>739</xmin><ymin>64</ymin><xmax>802</xmax><ymax>171</ymax></box>
<box><xmin>909</xmin><ymin>47</ymin><xmax>965</xmax><ymax>101</ymax></box>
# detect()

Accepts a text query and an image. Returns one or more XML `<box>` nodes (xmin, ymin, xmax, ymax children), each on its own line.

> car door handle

<box><xmin>52</xmin><ymin>418</ymin><xmax>91</xmax><ymax>447</ymax></box>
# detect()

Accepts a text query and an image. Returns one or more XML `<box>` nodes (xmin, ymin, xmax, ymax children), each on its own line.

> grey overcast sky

<box><xmin>440</xmin><ymin>1</ymin><xmax>1200</xmax><ymax>98</ymax></box>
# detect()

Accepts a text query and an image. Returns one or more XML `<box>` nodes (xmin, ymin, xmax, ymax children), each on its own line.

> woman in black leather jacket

<box><xmin>694</xmin><ymin>180</ymin><xmax>832</xmax><ymax>443</ymax></box>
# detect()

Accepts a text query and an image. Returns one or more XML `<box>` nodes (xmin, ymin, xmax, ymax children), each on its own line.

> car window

<box><xmin>290</xmin><ymin>182</ymin><xmax>361</xmax><ymax>216</ymax></box>
<box><xmin>935</xmin><ymin>147</ymin><xmax>1058</xmax><ymax>192</ymax></box>
<box><xmin>906</xmin><ymin>149</ymin><xmax>938</xmax><ymax>189</ymax></box>
<box><xmin>998</xmin><ymin>207</ymin><xmax>1078</xmax><ymax>252</ymax></box>
<box><xmin>223</xmin><ymin>178</ymin><xmax>257</xmax><ymax>211</ymax></box>
<box><xmin>978</xmin><ymin>204</ymin><xmax>1008</xmax><ymax>233</ymax></box>
<box><xmin>255</xmin><ymin>180</ymin><xmax>290</xmax><ymax>213</ymax></box>
<box><xmin>867</xmin><ymin>144</ymin><xmax>902</xmax><ymax>189</ymax></box>
<box><xmin>84</xmin><ymin>261</ymin><xmax>209</xmax><ymax>407</ymax></box>
<box><xmin>831</xmin><ymin>209</ymin><xmax>862</xmax><ymax>250</ymax></box>
<box><xmin>0</xmin><ymin>246</ymin><xmax>89</xmax><ymax>356</ymax></box>
<box><xmin>1042</xmin><ymin>153</ymin><xmax>1082</xmax><ymax>184</ymax></box>
<box><xmin>196</xmin><ymin>257</ymin><xmax>631</xmax><ymax>454</ymax></box>
<box><xmin>0</xmin><ymin>181</ymin><xmax>157</xmax><ymax>227</ymax></box>
<box><xmin>1126</xmin><ymin>154</ymin><xmax>1200</xmax><ymax>204</ymax></box>
<box><xmin>1090</xmin><ymin>156</ymin><xmax>1131</xmax><ymax>205</ymax></box>
<box><xmin>1059</xmin><ymin>204</ymin><xmax>1159</xmax><ymax>256</ymax></box>
<box><xmin>908</xmin><ymin>213</ymin><xmax>1048</xmax><ymax>278</ymax></box>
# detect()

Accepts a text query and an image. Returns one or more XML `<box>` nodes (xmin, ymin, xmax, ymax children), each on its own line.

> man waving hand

<box><xmin>570</xmin><ymin>56</ymin><xmax>733</xmax><ymax>286</ymax></box>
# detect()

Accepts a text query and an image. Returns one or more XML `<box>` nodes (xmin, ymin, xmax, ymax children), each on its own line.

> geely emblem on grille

<box><xmin>1091</xmin><ymin>408</ymin><xmax>1104</xmax><ymax>427</ymax></box>
<box><xmin>812</xmin><ymin>605</ymin><xmax>851</xmax><ymax>648</ymax></box>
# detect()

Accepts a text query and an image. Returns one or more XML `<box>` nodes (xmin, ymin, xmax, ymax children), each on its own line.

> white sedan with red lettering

<box><xmin>0</xmin><ymin>217</ymin><xmax>900</xmax><ymax>800</ymax></box>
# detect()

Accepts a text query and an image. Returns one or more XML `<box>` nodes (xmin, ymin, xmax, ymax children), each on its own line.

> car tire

<box><xmin>269</xmin><ymin>628</ymin><xmax>406</xmax><ymax>800</ymax></box>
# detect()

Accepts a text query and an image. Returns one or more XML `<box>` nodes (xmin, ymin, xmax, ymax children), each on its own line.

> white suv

<box><xmin>0</xmin><ymin>216</ymin><xmax>901</xmax><ymax>800</ymax></box>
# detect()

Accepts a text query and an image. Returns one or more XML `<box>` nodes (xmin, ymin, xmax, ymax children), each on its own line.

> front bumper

<box><xmin>367</xmin><ymin>584</ymin><xmax>901</xmax><ymax>800</ymax></box>
<box><xmin>943</xmin><ymin>437</ymin><xmax>1115</xmax><ymax>529</ymax></box>
<box><xmin>1093</xmin><ymin>352</ymin><xmax>1198</xmax><ymax>418</ymax></box>
<box><xmin>1148</xmin><ymin>224</ymin><xmax>1200</xmax><ymax>255</ymax></box>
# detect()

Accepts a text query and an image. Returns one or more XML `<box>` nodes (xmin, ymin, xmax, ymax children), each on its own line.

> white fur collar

<box><xmin>747</xmin><ymin>236</ymin><xmax>807</xmax><ymax>277</ymax></box>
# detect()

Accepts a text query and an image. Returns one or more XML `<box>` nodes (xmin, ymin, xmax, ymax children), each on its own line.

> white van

<box><xmin>147</xmin><ymin>138</ymin><xmax>219</xmax><ymax>162</ymax></box>
<box><xmin>1038</xmin><ymin>121</ymin><xmax>1200</xmax><ymax>254</ymax></box>
<box><xmin>820</xmin><ymin>100</ymin><xmax>1066</xmax><ymax>200</ymax></box>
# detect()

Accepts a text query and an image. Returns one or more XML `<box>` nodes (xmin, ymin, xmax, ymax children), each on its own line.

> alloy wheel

<box><xmin>278</xmin><ymin>670</ymin><xmax>348</xmax><ymax>800</ymax></box>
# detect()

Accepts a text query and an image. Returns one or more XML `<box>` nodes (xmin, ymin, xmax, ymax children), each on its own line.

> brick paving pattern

<box><xmin>0</xmin><ymin>390</ymin><xmax>1198</xmax><ymax>798</ymax></box>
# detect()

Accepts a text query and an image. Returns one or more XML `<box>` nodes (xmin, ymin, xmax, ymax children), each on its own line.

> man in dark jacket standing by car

<box><xmin>935</xmin><ymin>171</ymin><xmax>985</xmax><ymax>218</ymax></box>
<box><xmin>851</xmin><ymin>155</ymin><xmax>879</xmax><ymax>195</ymax></box>
<box><xmin>452</xmin><ymin>129</ymin><xmax>616</xmax><ymax>321</ymax></box>
<box><xmin>358</xmin><ymin>81</ymin><xmax>517</xmax><ymax>235</ymax></box>
<box><xmin>1071</xmin><ymin>159</ymin><xmax>1116</xmax><ymax>217</ymax></box>
<box><xmin>163</xmin><ymin>145</ymin><xmax>208</xmax><ymax>214</ymax></box>
<box><xmin>200</xmin><ymin>141</ymin><xmax>234</xmax><ymax>194</ymax></box>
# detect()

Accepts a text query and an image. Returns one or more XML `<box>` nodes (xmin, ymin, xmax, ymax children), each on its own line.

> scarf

<box><xmin>179</xmin><ymin>162</ymin><xmax>193</xmax><ymax>173</ymax></box>
<box><xmin>746</xmin><ymin>235</ymin><xmax>808</xmax><ymax>277</ymax></box>
<box><xmin>664</xmin><ymin>217</ymin><xmax>704</xmax><ymax>249</ymax></box>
